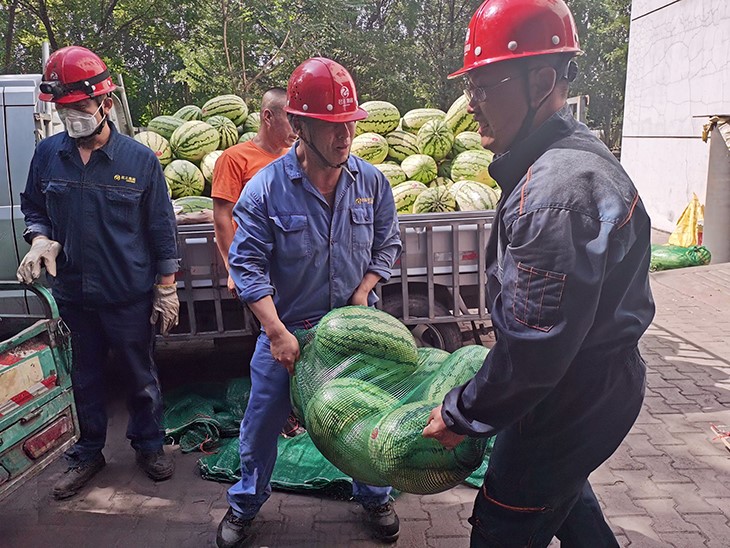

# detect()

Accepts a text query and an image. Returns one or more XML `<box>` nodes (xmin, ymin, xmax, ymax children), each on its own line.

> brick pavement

<box><xmin>1</xmin><ymin>264</ymin><xmax>728</xmax><ymax>547</ymax></box>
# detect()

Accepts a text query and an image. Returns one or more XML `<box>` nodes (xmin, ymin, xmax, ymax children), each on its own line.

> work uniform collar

<box><xmin>489</xmin><ymin>105</ymin><xmax>577</xmax><ymax>197</ymax></box>
<box><xmin>59</xmin><ymin>121</ymin><xmax>119</xmax><ymax>161</ymax></box>
<box><xmin>283</xmin><ymin>141</ymin><xmax>360</xmax><ymax>183</ymax></box>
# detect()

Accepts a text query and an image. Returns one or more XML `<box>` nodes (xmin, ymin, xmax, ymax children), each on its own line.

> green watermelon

<box><xmin>385</xmin><ymin>130</ymin><xmax>419</xmax><ymax>162</ymax></box>
<box><xmin>450</xmin><ymin>180</ymin><xmax>500</xmax><ymax>211</ymax></box>
<box><xmin>164</xmin><ymin>160</ymin><xmax>205</xmax><ymax>198</ymax></box>
<box><xmin>206</xmin><ymin>115</ymin><xmax>238</xmax><ymax>150</ymax></box>
<box><xmin>170</xmin><ymin>121</ymin><xmax>220</xmax><ymax>162</ymax></box>
<box><xmin>438</xmin><ymin>158</ymin><xmax>453</xmax><ymax>179</ymax></box>
<box><xmin>173</xmin><ymin>195</ymin><xmax>213</xmax><ymax>213</ymax></box>
<box><xmin>134</xmin><ymin>131</ymin><xmax>172</xmax><ymax>166</ymax></box>
<box><xmin>357</xmin><ymin>101</ymin><xmax>401</xmax><ymax>136</ymax></box>
<box><xmin>432</xmin><ymin>176</ymin><xmax>454</xmax><ymax>188</ymax></box>
<box><xmin>173</xmin><ymin>105</ymin><xmax>203</xmax><ymax>121</ymax></box>
<box><xmin>402</xmin><ymin>108</ymin><xmax>446</xmax><ymax>134</ymax></box>
<box><xmin>202</xmin><ymin>94</ymin><xmax>249</xmax><ymax>126</ymax></box>
<box><xmin>412</xmin><ymin>185</ymin><xmax>457</xmax><ymax>214</ymax></box>
<box><xmin>351</xmin><ymin>133</ymin><xmax>389</xmax><ymax>164</ymax></box>
<box><xmin>374</xmin><ymin>163</ymin><xmax>407</xmax><ymax>187</ymax></box>
<box><xmin>401</xmin><ymin>154</ymin><xmax>438</xmax><ymax>184</ymax></box>
<box><xmin>391</xmin><ymin>181</ymin><xmax>428</xmax><ymax>214</ymax></box>
<box><xmin>147</xmin><ymin>115</ymin><xmax>185</xmax><ymax>141</ymax></box>
<box><xmin>200</xmin><ymin>150</ymin><xmax>224</xmax><ymax>183</ymax></box>
<box><xmin>451</xmin><ymin>149</ymin><xmax>497</xmax><ymax>187</ymax></box>
<box><xmin>444</xmin><ymin>94</ymin><xmax>479</xmax><ymax>135</ymax></box>
<box><xmin>417</xmin><ymin>119</ymin><xmax>455</xmax><ymax>161</ymax></box>
<box><xmin>242</xmin><ymin>112</ymin><xmax>260</xmax><ymax>134</ymax></box>
<box><xmin>239</xmin><ymin>131</ymin><xmax>256</xmax><ymax>143</ymax></box>
<box><xmin>451</xmin><ymin>131</ymin><xmax>482</xmax><ymax>157</ymax></box>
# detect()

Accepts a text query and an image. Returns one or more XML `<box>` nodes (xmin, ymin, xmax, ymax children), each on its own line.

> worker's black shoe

<box><xmin>216</xmin><ymin>507</ymin><xmax>253</xmax><ymax>548</ymax></box>
<box><xmin>52</xmin><ymin>453</ymin><xmax>106</xmax><ymax>500</ymax></box>
<box><xmin>280</xmin><ymin>412</ymin><xmax>306</xmax><ymax>438</ymax></box>
<box><xmin>363</xmin><ymin>502</ymin><xmax>400</xmax><ymax>542</ymax></box>
<box><xmin>136</xmin><ymin>448</ymin><xmax>174</xmax><ymax>481</ymax></box>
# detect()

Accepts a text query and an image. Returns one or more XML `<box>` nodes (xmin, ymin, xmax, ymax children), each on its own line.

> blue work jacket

<box><xmin>228</xmin><ymin>144</ymin><xmax>402</xmax><ymax>328</ymax></box>
<box><xmin>442</xmin><ymin>106</ymin><xmax>655</xmax><ymax>437</ymax></box>
<box><xmin>20</xmin><ymin>123</ymin><xmax>178</xmax><ymax>307</ymax></box>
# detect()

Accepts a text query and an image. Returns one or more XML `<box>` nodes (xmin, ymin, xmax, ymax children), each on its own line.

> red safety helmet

<box><xmin>449</xmin><ymin>0</ymin><xmax>582</xmax><ymax>79</ymax></box>
<box><xmin>39</xmin><ymin>46</ymin><xmax>117</xmax><ymax>104</ymax></box>
<box><xmin>285</xmin><ymin>57</ymin><xmax>368</xmax><ymax>123</ymax></box>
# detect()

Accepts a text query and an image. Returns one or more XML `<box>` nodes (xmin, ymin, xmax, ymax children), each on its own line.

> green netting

<box><xmin>163</xmin><ymin>378</ymin><xmax>251</xmax><ymax>453</ymax></box>
<box><xmin>291</xmin><ymin>305</ymin><xmax>491</xmax><ymax>495</ymax></box>
<box><xmin>650</xmin><ymin>244</ymin><xmax>711</xmax><ymax>272</ymax></box>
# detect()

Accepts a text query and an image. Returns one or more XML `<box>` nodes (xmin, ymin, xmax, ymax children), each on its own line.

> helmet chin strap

<box><xmin>298</xmin><ymin>124</ymin><xmax>356</xmax><ymax>182</ymax></box>
<box><xmin>74</xmin><ymin>107</ymin><xmax>108</xmax><ymax>145</ymax></box>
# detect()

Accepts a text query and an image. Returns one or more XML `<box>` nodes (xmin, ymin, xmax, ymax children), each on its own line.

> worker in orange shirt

<box><xmin>212</xmin><ymin>87</ymin><xmax>297</xmax><ymax>292</ymax></box>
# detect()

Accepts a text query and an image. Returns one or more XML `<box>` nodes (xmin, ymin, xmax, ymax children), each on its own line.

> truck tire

<box><xmin>381</xmin><ymin>292</ymin><xmax>463</xmax><ymax>352</ymax></box>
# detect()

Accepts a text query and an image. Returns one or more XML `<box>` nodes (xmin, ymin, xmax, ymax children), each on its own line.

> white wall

<box><xmin>621</xmin><ymin>0</ymin><xmax>730</xmax><ymax>232</ymax></box>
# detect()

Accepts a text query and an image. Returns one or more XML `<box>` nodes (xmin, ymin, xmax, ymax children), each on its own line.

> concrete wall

<box><xmin>621</xmin><ymin>0</ymin><xmax>730</xmax><ymax>232</ymax></box>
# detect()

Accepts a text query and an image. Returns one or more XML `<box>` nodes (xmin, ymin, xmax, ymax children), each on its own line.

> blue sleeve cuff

<box><xmin>157</xmin><ymin>258</ymin><xmax>180</xmax><ymax>275</ymax></box>
<box><xmin>242</xmin><ymin>286</ymin><xmax>275</xmax><ymax>304</ymax></box>
<box><xmin>367</xmin><ymin>264</ymin><xmax>392</xmax><ymax>283</ymax></box>
<box><xmin>23</xmin><ymin>223</ymin><xmax>52</xmax><ymax>243</ymax></box>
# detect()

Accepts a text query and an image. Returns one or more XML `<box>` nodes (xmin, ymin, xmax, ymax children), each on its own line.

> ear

<box><xmin>528</xmin><ymin>66</ymin><xmax>557</xmax><ymax>109</ymax></box>
<box><xmin>102</xmin><ymin>95</ymin><xmax>114</xmax><ymax>111</ymax></box>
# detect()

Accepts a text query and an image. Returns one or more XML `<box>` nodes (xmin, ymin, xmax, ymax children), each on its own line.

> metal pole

<box><xmin>702</xmin><ymin>121</ymin><xmax>730</xmax><ymax>264</ymax></box>
<box><xmin>116</xmin><ymin>73</ymin><xmax>135</xmax><ymax>136</ymax></box>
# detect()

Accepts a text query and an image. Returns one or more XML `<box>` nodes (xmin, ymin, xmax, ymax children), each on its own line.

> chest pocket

<box><xmin>105</xmin><ymin>187</ymin><xmax>144</xmax><ymax>225</ymax></box>
<box><xmin>42</xmin><ymin>181</ymin><xmax>73</xmax><ymax>222</ymax></box>
<box><xmin>350</xmin><ymin>205</ymin><xmax>374</xmax><ymax>251</ymax></box>
<box><xmin>270</xmin><ymin>214</ymin><xmax>311</xmax><ymax>259</ymax></box>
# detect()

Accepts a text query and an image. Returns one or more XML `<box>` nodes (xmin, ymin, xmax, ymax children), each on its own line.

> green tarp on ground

<box><xmin>164</xmin><ymin>378</ymin><xmax>490</xmax><ymax>492</ymax></box>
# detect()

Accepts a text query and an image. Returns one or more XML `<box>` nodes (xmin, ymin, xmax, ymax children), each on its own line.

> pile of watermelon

<box><xmin>135</xmin><ymin>94</ymin><xmax>260</xmax><ymax>199</ymax></box>
<box><xmin>352</xmin><ymin>97</ymin><xmax>501</xmax><ymax>214</ymax></box>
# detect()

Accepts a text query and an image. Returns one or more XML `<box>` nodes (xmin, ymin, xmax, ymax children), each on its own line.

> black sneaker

<box><xmin>136</xmin><ymin>448</ymin><xmax>174</xmax><ymax>481</ymax></box>
<box><xmin>280</xmin><ymin>413</ymin><xmax>306</xmax><ymax>438</ymax></box>
<box><xmin>52</xmin><ymin>453</ymin><xmax>106</xmax><ymax>500</ymax></box>
<box><xmin>364</xmin><ymin>502</ymin><xmax>400</xmax><ymax>542</ymax></box>
<box><xmin>216</xmin><ymin>507</ymin><xmax>253</xmax><ymax>548</ymax></box>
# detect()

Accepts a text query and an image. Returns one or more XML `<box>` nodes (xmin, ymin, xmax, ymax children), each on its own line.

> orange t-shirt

<box><xmin>211</xmin><ymin>140</ymin><xmax>288</xmax><ymax>203</ymax></box>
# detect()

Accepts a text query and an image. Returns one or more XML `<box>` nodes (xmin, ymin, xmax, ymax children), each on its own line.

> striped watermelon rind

<box><xmin>239</xmin><ymin>131</ymin><xmax>257</xmax><ymax>143</ymax></box>
<box><xmin>391</xmin><ymin>181</ymin><xmax>428</xmax><ymax>214</ymax></box>
<box><xmin>170</xmin><ymin>121</ymin><xmax>220</xmax><ymax>162</ymax></box>
<box><xmin>173</xmin><ymin>105</ymin><xmax>203</xmax><ymax>121</ymax></box>
<box><xmin>449</xmin><ymin>180</ymin><xmax>499</xmax><ymax>211</ymax></box>
<box><xmin>374</xmin><ymin>163</ymin><xmax>407</xmax><ymax>187</ymax></box>
<box><xmin>147</xmin><ymin>115</ymin><xmax>185</xmax><ymax>141</ymax></box>
<box><xmin>412</xmin><ymin>185</ymin><xmax>457</xmax><ymax>214</ymax></box>
<box><xmin>401</xmin><ymin>108</ymin><xmax>446</xmax><ymax>134</ymax></box>
<box><xmin>200</xmin><ymin>150</ymin><xmax>224</xmax><ymax>183</ymax></box>
<box><xmin>206</xmin><ymin>115</ymin><xmax>239</xmax><ymax>150</ymax></box>
<box><xmin>444</xmin><ymin>94</ymin><xmax>479</xmax><ymax>135</ymax></box>
<box><xmin>451</xmin><ymin>149</ymin><xmax>497</xmax><ymax>187</ymax></box>
<box><xmin>400</xmin><ymin>154</ymin><xmax>438</xmax><ymax>184</ymax></box>
<box><xmin>173</xmin><ymin>195</ymin><xmax>214</xmax><ymax>213</ymax></box>
<box><xmin>357</xmin><ymin>101</ymin><xmax>401</xmax><ymax>136</ymax></box>
<box><xmin>351</xmin><ymin>133</ymin><xmax>389</xmax><ymax>164</ymax></box>
<box><xmin>202</xmin><ymin>94</ymin><xmax>249</xmax><ymax>126</ymax></box>
<box><xmin>164</xmin><ymin>159</ymin><xmax>205</xmax><ymax>199</ymax></box>
<box><xmin>417</xmin><ymin>119</ymin><xmax>455</xmax><ymax>161</ymax></box>
<box><xmin>242</xmin><ymin>112</ymin><xmax>260</xmax><ymax>134</ymax></box>
<box><xmin>385</xmin><ymin>130</ymin><xmax>419</xmax><ymax>162</ymax></box>
<box><xmin>134</xmin><ymin>131</ymin><xmax>172</xmax><ymax>166</ymax></box>
<box><xmin>451</xmin><ymin>131</ymin><xmax>482</xmax><ymax>157</ymax></box>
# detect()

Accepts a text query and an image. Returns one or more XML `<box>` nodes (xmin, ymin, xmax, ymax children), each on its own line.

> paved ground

<box><xmin>1</xmin><ymin>258</ymin><xmax>729</xmax><ymax>547</ymax></box>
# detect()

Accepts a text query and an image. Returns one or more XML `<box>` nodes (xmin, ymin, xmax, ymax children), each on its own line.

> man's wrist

<box><xmin>157</xmin><ymin>274</ymin><xmax>176</xmax><ymax>285</ymax></box>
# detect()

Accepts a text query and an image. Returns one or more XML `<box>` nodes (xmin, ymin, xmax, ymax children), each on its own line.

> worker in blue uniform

<box><xmin>423</xmin><ymin>1</ymin><xmax>655</xmax><ymax>546</ymax></box>
<box><xmin>17</xmin><ymin>46</ymin><xmax>179</xmax><ymax>500</ymax></box>
<box><xmin>216</xmin><ymin>57</ymin><xmax>402</xmax><ymax>548</ymax></box>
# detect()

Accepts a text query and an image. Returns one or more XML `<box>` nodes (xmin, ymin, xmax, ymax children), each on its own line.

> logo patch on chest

<box><xmin>114</xmin><ymin>174</ymin><xmax>137</xmax><ymax>184</ymax></box>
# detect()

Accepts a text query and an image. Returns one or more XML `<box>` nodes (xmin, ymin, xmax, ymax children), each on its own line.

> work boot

<box><xmin>280</xmin><ymin>412</ymin><xmax>306</xmax><ymax>438</ymax></box>
<box><xmin>363</xmin><ymin>502</ymin><xmax>400</xmax><ymax>542</ymax></box>
<box><xmin>216</xmin><ymin>507</ymin><xmax>253</xmax><ymax>548</ymax></box>
<box><xmin>52</xmin><ymin>453</ymin><xmax>106</xmax><ymax>500</ymax></box>
<box><xmin>136</xmin><ymin>448</ymin><xmax>174</xmax><ymax>481</ymax></box>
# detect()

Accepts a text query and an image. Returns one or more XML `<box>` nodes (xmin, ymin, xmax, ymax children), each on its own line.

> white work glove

<box><xmin>150</xmin><ymin>284</ymin><xmax>180</xmax><ymax>336</ymax></box>
<box><xmin>16</xmin><ymin>236</ymin><xmax>62</xmax><ymax>284</ymax></box>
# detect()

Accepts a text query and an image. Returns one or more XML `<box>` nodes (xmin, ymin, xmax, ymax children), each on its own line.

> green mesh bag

<box><xmin>650</xmin><ymin>244</ymin><xmax>711</xmax><ymax>271</ymax></box>
<box><xmin>291</xmin><ymin>305</ymin><xmax>489</xmax><ymax>495</ymax></box>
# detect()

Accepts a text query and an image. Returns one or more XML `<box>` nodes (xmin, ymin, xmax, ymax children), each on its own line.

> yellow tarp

<box><xmin>668</xmin><ymin>193</ymin><xmax>704</xmax><ymax>247</ymax></box>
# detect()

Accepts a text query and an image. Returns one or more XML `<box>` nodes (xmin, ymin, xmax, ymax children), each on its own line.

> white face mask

<box><xmin>58</xmin><ymin>103</ymin><xmax>105</xmax><ymax>138</ymax></box>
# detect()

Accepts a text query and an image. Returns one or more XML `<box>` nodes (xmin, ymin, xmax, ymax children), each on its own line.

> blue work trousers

<box><xmin>227</xmin><ymin>333</ymin><xmax>392</xmax><ymax>519</ymax></box>
<box><xmin>58</xmin><ymin>298</ymin><xmax>164</xmax><ymax>464</ymax></box>
<box><xmin>469</xmin><ymin>347</ymin><xmax>646</xmax><ymax>547</ymax></box>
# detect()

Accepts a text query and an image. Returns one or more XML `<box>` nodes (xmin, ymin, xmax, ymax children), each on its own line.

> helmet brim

<box><xmin>448</xmin><ymin>47</ymin><xmax>583</xmax><ymax>80</ymax></box>
<box><xmin>285</xmin><ymin>106</ymin><xmax>368</xmax><ymax>123</ymax></box>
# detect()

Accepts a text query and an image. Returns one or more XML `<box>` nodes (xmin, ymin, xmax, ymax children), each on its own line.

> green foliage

<box><xmin>3</xmin><ymin>0</ymin><xmax>630</xmax><ymax>144</ymax></box>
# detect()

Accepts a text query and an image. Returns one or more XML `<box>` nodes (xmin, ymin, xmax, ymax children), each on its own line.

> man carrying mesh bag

<box><xmin>216</xmin><ymin>57</ymin><xmax>402</xmax><ymax>547</ymax></box>
<box><xmin>423</xmin><ymin>0</ymin><xmax>655</xmax><ymax>546</ymax></box>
